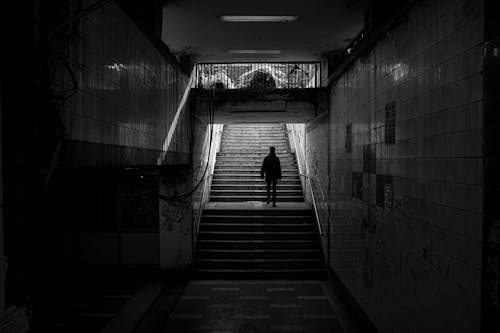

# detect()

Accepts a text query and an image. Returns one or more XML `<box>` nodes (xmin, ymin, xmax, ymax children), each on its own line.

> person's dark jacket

<box><xmin>261</xmin><ymin>153</ymin><xmax>282</xmax><ymax>180</ymax></box>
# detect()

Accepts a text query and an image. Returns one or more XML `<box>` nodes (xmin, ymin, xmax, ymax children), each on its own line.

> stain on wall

<box><xmin>159</xmin><ymin>166</ymin><xmax>193</xmax><ymax>270</ymax></box>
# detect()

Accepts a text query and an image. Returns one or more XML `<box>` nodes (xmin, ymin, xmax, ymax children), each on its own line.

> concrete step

<box><xmin>213</xmin><ymin>167</ymin><xmax>296</xmax><ymax>171</ymax></box>
<box><xmin>198</xmin><ymin>231</ymin><xmax>317</xmax><ymax>241</ymax></box>
<box><xmin>222</xmin><ymin>136</ymin><xmax>287</xmax><ymax>140</ymax></box>
<box><xmin>222</xmin><ymin>139</ymin><xmax>286</xmax><ymax>143</ymax></box>
<box><xmin>217</xmin><ymin>152</ymin><xmax>294</xmax><ymax>156</ymax></box>
<box><xmin>196</xmin><ymin>249</ymin><xmax>322</xmax><ymax>259</ymax></box>
<box><xmin>214</xmin><ymin>162</ymin><xmax>296</xmax><ymax>167</ymax></box>
<box><xmin>214</xmin><ymin>161</ymin><xmax>295</xmax><ymax>167</ymax></box>
<box><xmin>214</xmin><ymin>164</ymin><xmax>296</xmax><ymax>169</ymax></box>
<box><xmin>222</xmin><ymin>132</ymin><xmax>285</xmax><ymax>134</ymax></box>
<box><xmin>209</xmin><ymin>196</ymin><xmax>304</xmax><ymax>202</ymax></box>
<box><xmin>215</xmin><ymin>159</ymin><xmax>296</xmax><ymax>164</ymax></box>
<box><xmin>222</xmin><ymin>136</ymin><xmax>286</xmax><ymax>140</ymax></box>
<box><xmin>225</xmin><ymin>130</ymin><xmax>285</xmax><ymax>132</ymax></box>
<box><xmin>210</xmin><ymin>190</ymin><xmax>303</xmax><ymax>196</ymax></box>
<box><xmin>222</xmin><ymin>143</ymin><xmax>286</xmax><ymax>146</ymax></box>
<box><xmin>221</xmin><ymin>144</ymin><xmax>288</xmax><ymax>148</ymax></box>
<box><xmin>196</xmin><ymin>239</ymin><xmax>319</xmax><ymax>250</ymax></box>
<box><xmin>201</xmin><ymin>215</ymin><xmax>312</xmax><ymax>223</ymax></box>
<box><xmin>193</xmin><ymin>269</ymin><xmax>327</xmax><ymax>280</ymax></box>
<box><xmin>210</xmin><ymin>184</ymin><xmax>301</xmax><ymax>190</ymax></box>
<box><xmin>195</xmin><ymin>258</ymin><xmax>324</xmax><ymax>269</ymax></box>
<box><xmin>223</xmin><ymin>131</ymin><xmax>285</xmax><ymax>134</ymax></box>
<box><xmin>222</xmin><ymin>138</ymin><xmax>287</xmax><ymax>141</ymax></box>
<box><xmin>202</xmin><ymin>207</ymin><xmax>312</xmax><ymax>216</ymax></box>
<box><xmin>212</xmin><ymin>169</ymin><xmax>297</xmax><ymax>174</ymax></box>
<box><xmin>211</xmin><ymin>179</ymin><xmax>301</xmax><ymax>185</ymax></box>
<box><xmin>221</xmin><ymin>141</ymin><xmax>289</xmax><ymax>150</ymax></box>
<box><xmin>216</xmin><ymin>155</ymin><xmax>295</xmax><ymax>160</ymax></box>
<box><xmin>222</xmin><ymin>137</ymin><xmax>286</xmax><ymax>141</ymax></box>
<box><xmin>222</xmin><ymin>135</ymin><xmax>287</xmax><ymax>138</ymax></box>
<box><xmin>222</xmin><ymin>135</ymin><xmax>287</xmax><ymax>139</ymax></box>
<box><xmin>220</xmin><ymin>149</ymin><xmax>290</xmax><ymax>153</ymax></box>
<box><xmin>214</xmin><ymin>163</ymin><xmax>297</xmax><ymax>168</ymax></box>
<box><xmin>212</xmin><ymin>174</ymin><xmax>299</xmax><ymax>179</ymax></box>
<box><xmin>220</xmin><ymin>143</ymin><xmax>287</xmax><ymax>147</ymax></box>
<box><xmin>199</xmin><ymin>223</ymin><xmax>314</xmax><ymax>232</ymax></box>
<box><xmin>222</xmin><ymin>140</ymin><xmax>286</xmax><ymax>142</ymax></box>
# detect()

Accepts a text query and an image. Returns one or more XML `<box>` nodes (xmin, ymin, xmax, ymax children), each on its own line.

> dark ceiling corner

<box><xmin>117</xmin><ymin>0</ymin><xmax>164</xmax><ymax>37</ymax></box>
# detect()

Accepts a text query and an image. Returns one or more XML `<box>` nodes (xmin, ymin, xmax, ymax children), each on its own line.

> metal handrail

<box><xmin>299</xmin><ymin>173</ymin><xmax>323</xmax><ymax>236</ymax></box>
<box><xmin>287</xmin><ymin>126</ymin><xmax>323</xmax><ymax>237</ymax></box>
<box><xmin>287</xmin><ymin>126</ymin><xmax>334</xmax><ymax>237</ymax></box>
<box><xmin>194</xmin><ymin>126</ymin><xmax>223</xmax><ymax>237</ymax></box>
<box><xmin>195</xmin><ymin>174</ymin><xmax>212</xmax><ymax>236</ymax></box>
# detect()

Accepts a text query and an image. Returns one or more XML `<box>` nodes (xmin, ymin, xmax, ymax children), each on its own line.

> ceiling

<box><xmin>162</xmin><ymin>0</ymin><xmax>364</xmax><ymax>63</ymax></box>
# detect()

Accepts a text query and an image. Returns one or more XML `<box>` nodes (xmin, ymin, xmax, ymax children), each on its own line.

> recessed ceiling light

<box><xmin>226</xmin><ymin>49</ymin><xmax>283</xmax><ymax>54</ymax></box>
<box><xmin>220</xmin><ymin>15</ymin><xmax>298</xmax><ymax>22</ymax></box>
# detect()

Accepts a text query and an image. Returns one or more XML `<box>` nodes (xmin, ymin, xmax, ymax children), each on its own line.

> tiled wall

<box><xmin>306</xmin><ymin>0</ymin><xmax>484</xmax><ymax>331</ymax></box>
<box><xmin>42</xmin><ymin>0</ymin><xmax>204</xmax><ymax>268</ymax></box>
<box><xmin>58</xmin><ymin>0</ymin><xmax>190</xmax><ymax>167</ymax></box>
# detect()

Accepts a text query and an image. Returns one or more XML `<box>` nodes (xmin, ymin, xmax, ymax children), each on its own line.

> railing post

<box><xmin>327</xmin><ymin>214</ymin><xmax>331</xmax><ymax>266</ymax></box>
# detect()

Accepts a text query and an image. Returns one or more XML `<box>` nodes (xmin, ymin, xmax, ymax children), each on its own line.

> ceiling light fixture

<box><xmin>226</xmin><ymin>49</ymin><xmax>283</xmax><ymax>54</ymax></box>
<box><xmin>220</xmin><ymin>15</ymin><xmax>298</xmax><ymax>22</ymax></box>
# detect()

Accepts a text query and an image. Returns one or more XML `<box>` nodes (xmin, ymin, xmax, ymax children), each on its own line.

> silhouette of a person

<box><xmin>261</xmin><ymin>146</ymin><xmax>282</xmax><ymax>207</ymax></box>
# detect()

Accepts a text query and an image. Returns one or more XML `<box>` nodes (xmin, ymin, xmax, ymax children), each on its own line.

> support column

<box><xmin>0</xmin><ymin>81</ymin><xmax>4</xmax><ymax>316</ymax></box>
<box><xmin>483</xmin><ymin>0</ymin><xmax>500</xmax><ymax>331</ymax></box>
<box><xmin>159</xmin><ymin>166</ymin><xmax>193</xmax><ymax>271</ymax></box>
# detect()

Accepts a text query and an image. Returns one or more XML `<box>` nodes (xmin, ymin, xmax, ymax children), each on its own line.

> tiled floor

<box><xmin>165</xmin><ymin>280</ymin><xmax>344</xmax><ymax>333</ymax></box>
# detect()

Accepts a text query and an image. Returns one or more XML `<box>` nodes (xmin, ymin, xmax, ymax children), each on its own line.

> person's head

<box><xmin>269</xmin><ymin>146</ymin><xmax>276</xmax><ymax>155</ymax></box>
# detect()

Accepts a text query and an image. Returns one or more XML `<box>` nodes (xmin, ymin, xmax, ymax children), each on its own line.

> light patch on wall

<box><xmin>226</xmin><ymin>50</ymin><xmax>283</xmax><ymax>54</ymax></box>
<box><xmin>219</xmin><ymin>15</ymin><xmax>298</xmax><ymax>22</ymax></box>
<box><xmin>106</xmin><ymin>63</ymin><xmax>125</xmax><ymax>71</ymax></box>
<box><xmin>390</xmin><ymin>63</ymin><xmax>409</xmax><ymax>83</ymax></box>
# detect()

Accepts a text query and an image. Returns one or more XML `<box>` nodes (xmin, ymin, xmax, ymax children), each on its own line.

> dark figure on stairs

<box><xmin>261</xmin><ymin>146</ymin><xmax>282</xmax><ymax>207</ymax></box>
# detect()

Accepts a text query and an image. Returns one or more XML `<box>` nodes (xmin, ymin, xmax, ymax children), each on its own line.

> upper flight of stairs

<box><xmin>195</xmin><ymin>123</ymin><xmax>326</xmax><ymax>279</ymax></box>
<box><xmin>210</xmin><ymin>123</ymin><xmax>304</xmax><ymax>202</ymax></box>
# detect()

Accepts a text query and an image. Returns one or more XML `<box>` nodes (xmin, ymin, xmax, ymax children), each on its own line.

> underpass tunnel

<box><xmin>0</xmin><ymin>0</ymin><xmax>499</xmax><ymax>332</ymax></box>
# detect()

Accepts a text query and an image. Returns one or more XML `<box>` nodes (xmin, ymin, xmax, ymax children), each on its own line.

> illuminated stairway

<box><xmin>210</xmin><ymin>123</ymin><xmax>304</xmax><ymax>202</ymax></box>
<box><xmin>194</xmin><ymin>123</ymin><xmax>325</xmax><ymax>279</ymax></box>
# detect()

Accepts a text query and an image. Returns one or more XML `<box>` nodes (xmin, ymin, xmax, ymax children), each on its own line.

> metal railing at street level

<box><xmin>194</xmin><ymin>62</ymin><xmax>321</xmax><ymax>89</ymax></box>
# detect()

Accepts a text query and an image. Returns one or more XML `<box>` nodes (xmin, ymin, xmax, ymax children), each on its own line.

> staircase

<box><xmin>195</xmin><ymin>123</ymin><xmax>326</xmax><ymax>279</ymax></box>
<box><xmin>210</xmin><ymin>123</ymin><xmax>303</xmax><ymax>202</ymax></box>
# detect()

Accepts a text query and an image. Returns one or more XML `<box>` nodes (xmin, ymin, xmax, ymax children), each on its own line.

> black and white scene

<box><xmin>0</xmin><ymin>0</ymin><xmax>499</xmax><ymax>332</ymax></box>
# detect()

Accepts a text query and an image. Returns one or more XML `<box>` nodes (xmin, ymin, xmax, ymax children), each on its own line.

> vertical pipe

<box><xmin>0</xmin><ymin>80</ymin><xmax>4</xmax><ymax>316</ymax></box>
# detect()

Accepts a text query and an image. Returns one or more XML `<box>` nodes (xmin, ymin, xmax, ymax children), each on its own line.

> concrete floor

<box><xmin>161</xmin><ymin>280</ymin><xmax>353</xmax><ymax>333</ymax></box>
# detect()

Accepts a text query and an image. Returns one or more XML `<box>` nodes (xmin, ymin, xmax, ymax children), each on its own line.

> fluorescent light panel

<box><xmin>220</xmin><ymin>15</ymin><xmax>297</xmax><ymax>22</ymax></box>
<box><xmin>227</xmin><ymin>49</ymin><xmax>283</xmax><ymax>54</ymax></box>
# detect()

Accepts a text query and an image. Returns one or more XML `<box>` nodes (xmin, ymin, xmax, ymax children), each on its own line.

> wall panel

<box><xmin>306</xmin><ymin>0</ymin><xmax>485</xmax><ymax>331</ymax></box>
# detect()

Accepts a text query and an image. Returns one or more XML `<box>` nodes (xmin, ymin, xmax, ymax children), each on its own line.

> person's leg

<box><xmin>272</xmin><ymin>180</ymin><xmax>277</xmax><ymax>206</ymax></box>
<box><xmin>266</xmin><ymin>178</ymin><xmax>271</xmax><ymax>204</ymax></box>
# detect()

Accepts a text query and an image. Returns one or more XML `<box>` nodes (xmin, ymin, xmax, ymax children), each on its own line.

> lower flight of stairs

<box><xmin>194</xmin><ymin>123</ymin><xmax>326</xmax><ymax>279</ymax></box>
<box><xmin>195</xmin><ymin>207</ymin><xmax>326</xmax><ymax>279</ymax></box>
